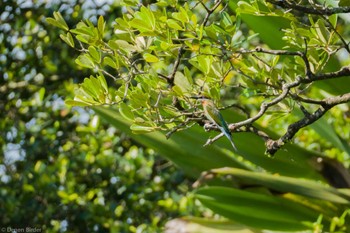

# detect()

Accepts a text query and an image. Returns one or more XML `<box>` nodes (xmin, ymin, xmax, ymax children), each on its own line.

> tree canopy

<box><xmin>1</xmin><ymin>1</ymin><xmax>197</xmax><ymax>232</ymax></box>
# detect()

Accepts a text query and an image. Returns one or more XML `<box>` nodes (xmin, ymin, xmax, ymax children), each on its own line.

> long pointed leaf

<box><xmin>95</xmin><ymin>106</ymin><xmax>327</xmax><ymax>181</ymax></box>
<box><xmin>195</xmin><ymin>186</ymin><xmax>322</xmax><ymax>231</ymax></box>
<box><xmin>210</xmin><ymin>167</ymin><xmax>350</xmax><ymax>204</ymax></box>
<box><xmin>93</xmin><ymin>106</ymin><xmax>253</xmax><ymax>177</ymax></box>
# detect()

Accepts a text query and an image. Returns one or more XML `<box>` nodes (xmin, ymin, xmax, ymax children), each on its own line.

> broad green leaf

<box><xmin>210</xmin><ymin>168</ymin><xmax>350</xmax><ymax>204</ymax></box>
<box><xmin>231</xmin><ymin>1</ymin><xmax>290</xmax><ymax>49</ymax></box>
<box><xmin>82</xmin><ymin>77</ymin><xmax>100</xmax><ymax>98</ymax></box>
<box><xmin>293</xmin><ymin>109</ymin><xmax>350</xmax><ymax>156</ymax></box>
<box><xmin>93</xmin><ymin>106</ymin><xmax>253</xmax><ymax>177</ymax></box>
<box><xmin>314</xmin><ymin>20</ymin><xmax>329</xmax><ymax>44</ymax></box>
<box><xmin>195</xmin><ymin>186</ymin><xmax>321</xmax><ymax>231</ymax></box>
<box><xmin>183</xmin><ymin>66</ymin><xmax>193</xmax><ymax>84</ymax></box>
<box><xmin>93</xmin><ymin>106</ymin><xmax>326</xmax><ymax>181</ymax></box>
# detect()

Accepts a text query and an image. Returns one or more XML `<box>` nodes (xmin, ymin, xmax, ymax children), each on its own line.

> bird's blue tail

<box><xmin>220</xmin><ymin>127</ymin><xmax>237</xmax><ymax>151</ymax></box>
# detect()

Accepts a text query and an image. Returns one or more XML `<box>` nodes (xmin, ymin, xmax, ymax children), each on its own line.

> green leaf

<box><xmin>108</xmin><ymin>40</ymin><xmax>137</xmax><ymax>53</ymax></box>
<box><xmin>210</xmin><ymin>168</ymin><xmax>350</xmax><ymax>204</ymax></box>
<box><xmin>60</xmin><ymin>32</ymin><xmax>76</xmax><ymax>47</ymax></box>
<box><xmin>53</xmin><ymin>11</ymin><xmax>69</xmax><ymax>31</ymax></box>
<box><xmin>294</xmin><ymin>109</ymin><xmax>350</xmax><ymax>155</ymax></box>
<box><xmin>172</xmin><ymin>85</ymin><xmax>184</xmax><ymax>97</ymax></box>
<box><xmin>183</xmin><ymin>66</ymin><xmax>193</xmax><ymax>85</ymax></box>
<box><xmin>88</xmin><ymin>46</ymin><xmax>101</xmax><ymax>63</ymax></box>
<box><xmin>119</xmin><ymin>102</ymin><xmax>134</xmax><ymax>121</ymax></box>
<box><xmin>130</xmin><ymin>124</ymin><xmax>155</xmax><ymax>133</ymax></box>
<box><xmin>314</xmin><ymin>19</ymin><xmax>329</xmax><ymax>44</ymax></box>
<box><xmin>195</xmin><ymin>186</ymin><xmax>320</xmax><ymax>231</ymax></box>
<box><xmin>172</xmin><ymin>6</ymin><xmax>189</xmax><ymax>24</ymax></box>
<box><xmin>65</xmin><ymin>99</ymin><xmax>91</xmax><ymax>107</ymax></box>
<box><xmin>46</xmin><ymin>11</ymin><xmax>69</xmax><ymax>31</ymax></box>
<box><xmin>94</xmin><ymin>106</ymin><xmax>328</xmax><ymax>181</ymax></box>
<box><xmin>197</xmin><ymin>55</ymin><xmax>211</xmax><ymax>75</ymax></box>
<box><xmin>75</xmin><ymin>54</ymin><xmax>95</xmax><ymax>69</ymax></box>
<box><xmin>97</xmin><ymin>75</ymin><xmax>108</xmax><ymax>92</ymax></box>
<box><xmin>46</xmin><ymin>17</ymin><xmax>63</xmax><ymax>29</ymax></box>
<box><xmin>143</xmin><ymin>53</ymin><xmax>159</xmax><ymax>63</ymax></box>
<box><xmin>129</xmin><ymin>6</ymin><xmax>156</xmax><ymax>33</ymax></box>
<box><xmin>130</xmin><ymin>19</ymin><xmax>153</xmax><ymax>32</ymax></box>
<box><xmin>97</xmin><ymin>15</ymin><xmax>105</xmax><ymax>37</ymax></box>
<box><xmin>232</xmin><ymin>1</ymin><xmax>290</xmax><ymax>49</ymax></box>
<box><xmin>220</xmin><ymin>11</ymin><xmax>233</xmax><ymax>30</ymax></box>
<box><xmin>167</xmin><ymin>19</ymin><xmax>183</xmax><ymax>30</ymax></box>
<box><xmin>174</xmin><ymin>72</ymin><xmax>191</xmax><ymax>94</ymax></box>
<box><xmin>93</xmin><ymin>106</ymin><xmax>253</xmax><ymax>178</ymax></box>
<box><xmin>103</xmin><ymin>56</ymin><xmax>118</xmax><ymax>69</ymax></box>
<box><xmin>328</xmin><ymin>14</ymin><xmax>338</xmax><ymax>28</ymax></box>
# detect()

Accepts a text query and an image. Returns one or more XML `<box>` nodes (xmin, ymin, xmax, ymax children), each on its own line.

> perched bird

<box><xmin>192</xmin><ymin>97</ymin><xmax>237</xmax><ymax>151</ymax></box>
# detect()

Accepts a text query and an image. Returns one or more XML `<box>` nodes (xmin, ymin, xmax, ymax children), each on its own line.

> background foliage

<box><xmin>1</xmin><ymin>1</ymin><xmax>198</xmax><ymax>232</ymax></box>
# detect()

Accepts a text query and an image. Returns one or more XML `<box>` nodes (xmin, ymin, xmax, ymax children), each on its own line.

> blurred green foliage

<box><xmin>0</xmin><ymin>1</ymin><xmax>198</xmax><ymax>232</ymax></box>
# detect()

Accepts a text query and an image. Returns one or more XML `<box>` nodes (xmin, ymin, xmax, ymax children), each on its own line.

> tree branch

<box><xmin>267</xmin><ymin>0</ymin><xmax>350</xmax><ymax>16</ymax></box>
<box><xmin>167</xmin><ymin>45</ymin><xmax>185</xmax><ymax>86</ymax></box>
<box><xmin>237</xmin><ymin>47</ymin><xmax>313</xmax><ymax>78</ymax></box>
<box><xmin>201</xmin><ymin>0</ymin><xmax>222</xmax><ymax>26</ymax></box>
<box><xmin>307</xmin><ymin>66</ymin><xmax>350</xmax><ymax>82</ymax></box>
<box><xmin>266</xmin><ymin>93</ymin><xmax>350</xmax><ymax>155</ymax></box>
<box><xmin>232</xmin><ymin>77</ymin><xmax>300</xmax><ymax>128</ymax></box>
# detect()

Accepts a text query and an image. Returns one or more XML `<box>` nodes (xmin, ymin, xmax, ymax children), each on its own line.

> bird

<box><xmin>192</xmin><ymin>96</ymin><xmax>237</xmax><ymax>151</ymax></box>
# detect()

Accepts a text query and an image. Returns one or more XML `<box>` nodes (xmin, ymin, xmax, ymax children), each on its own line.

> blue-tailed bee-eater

<box><xmin>192</xmin><ymin>96</ymin><xmax>237</xmax><ymax>151</ymax></box>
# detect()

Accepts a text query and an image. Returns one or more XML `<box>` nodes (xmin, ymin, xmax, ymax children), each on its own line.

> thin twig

<box><xmin>267</xmin><ymin>0</ymin><xmax>350</xmax><ymax>16</ymax></box>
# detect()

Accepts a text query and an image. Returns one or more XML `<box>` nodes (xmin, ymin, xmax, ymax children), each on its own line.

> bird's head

<box><xmin>190</xmin><ymin>96</ymin><xmax>212</xmax><ymax>106</ymax></box>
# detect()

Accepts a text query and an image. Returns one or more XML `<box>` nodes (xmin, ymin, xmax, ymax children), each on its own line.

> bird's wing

<box><xmin>217</xmin><ymin>112</ymin><xmax>231</xmax><ymax>136</ymax></box>
<box><xmin>205</xmin><ymin>104</ymin><xmax>222</xmax><ymax>125</ymax></box>
<box><xmin>205</xmin><ymin>105</ymin><xmax>231</xmax><ymax>134</ymax></box>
